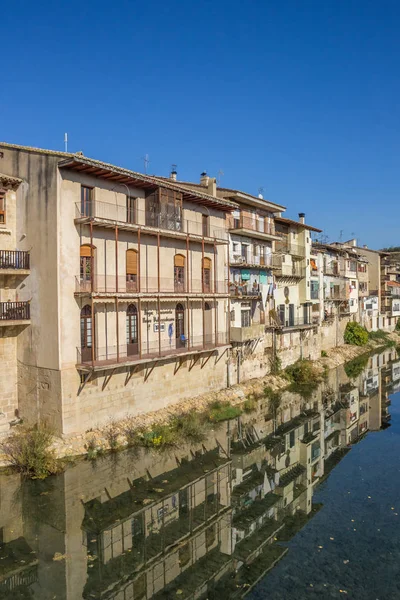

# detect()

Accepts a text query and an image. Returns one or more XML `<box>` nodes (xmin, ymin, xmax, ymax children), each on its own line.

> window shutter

<box><xmin>174</xmin><ymin>254</ymin><xmax>185</xmax><ymax>268</ymax></box>
<box><xmin>126</xmin><ymin>250</ymin><xmax>138</xmax><ymax>275</ymax></box>
<box><xmin>80</xmin><ymin>245</ymin><xmax>92</xmax><ymax>257</ymax></box>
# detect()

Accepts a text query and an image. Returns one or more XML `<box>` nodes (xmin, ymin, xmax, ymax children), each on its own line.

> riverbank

<box><xmin>1</xmin><ymin>333</ymin><xmax>399</xmax><ymax>466</ymax></box>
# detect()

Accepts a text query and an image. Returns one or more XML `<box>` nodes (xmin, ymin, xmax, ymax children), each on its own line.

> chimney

<box><xmin>208</xmin><ymin>177</ymin><xmax>217</xmax><ymax>197</ymax></box>
<box><xmin>258</xmin><ymin>192</ymin><xmax>263</xmax><ymax>199</ymax></box>
<box><xmin>200</xmin><ymin>171</ymin><xmax>209</xmax><ymax>187</ymax></box>
<box><xmin>363</xmin><ymin>244</ymin><xmax>368</xmax><ymax>249</ymax></box>
<box><xmin>298</xmin><ymin>212</ymin><xmax>305</xmax><ymax>224</ymax></box>
<box><xmin>170</xmin><ymin>168</ymin><xmax>177</xmax><ymax>181</ymax></box>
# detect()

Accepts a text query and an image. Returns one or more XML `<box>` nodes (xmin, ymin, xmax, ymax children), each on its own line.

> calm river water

<box><xmin>1</xmin><ymin>347</ymin><xmax>399</xmax><ymax>599</ymax></box>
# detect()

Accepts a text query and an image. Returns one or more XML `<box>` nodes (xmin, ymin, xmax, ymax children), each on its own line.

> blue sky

<box><xmin>1</xmin><ymin>0</ymin><xmax>399</xmax><ymax>248</ymax></box>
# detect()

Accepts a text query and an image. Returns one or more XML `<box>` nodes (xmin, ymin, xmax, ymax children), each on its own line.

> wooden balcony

<box><xmin>75</xmin><ymin>201</ymin><xmax>228</xmax><ymax>243</ymax></box>
<box><xmin>0</xmin><ymin>301</ymin><xmax>30</xmax><ymax>325</ymax></box>
<box><xmin>77</xmin><ymin>332</ymin><xmax>230</xmax><ymax>370</ymax></box>
<box><xmin>0</xmin><ymin>250</ymin><xmax>30</xmax><ymax>274</ymax></box>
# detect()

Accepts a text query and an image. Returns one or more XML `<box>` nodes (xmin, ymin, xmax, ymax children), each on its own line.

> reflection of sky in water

<box><xmin>250</xmin><ymin>392</ymin><xmax>400</xmax><ymax>600</ymax></box>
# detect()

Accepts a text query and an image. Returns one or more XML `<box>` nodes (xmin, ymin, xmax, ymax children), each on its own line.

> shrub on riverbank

<box><xmin>208</xmin><ymin>401</ymin><xmax>242</xmax><ymax>423</ymax></box>
<box><xmin>344</xmin><ymin>322</ymin><xmax>369</xmax><ymax>346</ymax></box>
<box><xmin>368</xmin><ymin>329</ymin><xmax>396</xmax><ymax>347</ymax></box>
<box><xmin>284</xmin><ymin>359</ymin><xmax>321</xmax><ymax>385</ymax></box>
<box><xmin>0</xmin><ymin>424</ymin><xmax>61</xmax><ymax>479</ymax></box>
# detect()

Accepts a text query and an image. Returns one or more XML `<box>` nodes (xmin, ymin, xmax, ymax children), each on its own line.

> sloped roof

<box><xmin>0</xmin><ymin>172</ymin><xmax>22</xmax><ymax>188</ymax></box>
<box><xmin>0</xmin><ymin>143</ymin><xmax>238</xmax><ymax>211</ymax></box>
<box><xmin>275</xmin><ymin>215</ymin><xmax>322</xmax><ymax>233</ymax></box>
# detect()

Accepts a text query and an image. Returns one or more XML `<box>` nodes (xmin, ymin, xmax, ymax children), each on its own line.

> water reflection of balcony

<box><xmin>75</xmin><ymin>201</ymin><xmax>228</xmax><ymax>243</ymax></box>
<box><xmin>77</xmin><ymin>332</ymin><xmax>230</xmax><ymax>370</ymax></box>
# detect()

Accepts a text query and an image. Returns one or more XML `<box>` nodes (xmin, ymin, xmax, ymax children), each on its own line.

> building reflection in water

<box><xmin>0</xmin><ymin>347</ymin><xmax>399</xmax><ymax>599</ymax></box>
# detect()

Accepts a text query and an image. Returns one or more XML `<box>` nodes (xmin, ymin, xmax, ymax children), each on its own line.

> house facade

<box><xmin>0</xmin><ymin>143</ymin><xmax>235</xmax><ymax>435</ymax></box>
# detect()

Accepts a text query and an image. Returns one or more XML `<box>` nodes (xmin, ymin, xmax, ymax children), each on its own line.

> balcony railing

<box><xmin>0</xmin><ymin>301</ymin><xmax>30</xmax><ymax>321</ymax></box>
<box><xmin>275</xmin><ymin>239</ymin><xmax>306</xmax><ymax>258</ymax></box>
<box><xmin>323</xmin><ymin>264</ymin><xmax>342</xmax><ymax>276</ymax></box>
<box><xmin>229</xmin><ymin>282</ymin><xmax>262</xmax><ymax>298</ymax></box>
<box><xmin>77</xmin><ymin>332</ymin><xmax>230</xmax><ymax>366</ymax></box>
<box><xmin>0</xmin><ymin>250</ymin><xmax>30</xmax><ymax>270</ymax></box>
<box><xmin>271</xmin><ymin>315</ymin><xmax>316</xmax><ymax>328</ymax></box>
<box><xmin>75</xmin><ymin>201</ymin><xmax>228</xmax><ymax>242</ymax></box>
<box><xmin>229</xmin><ymin>215</ymin><xmax>275</xmax><ymax>236</ymax></box>
<box><xmin>229</xmin><ymin>253</ymin><xmax>274</xmax><ymax>268</ymax></box>
<box><xmin>325</xmin><ymin>287</ymin><xmax>349</xmax><ymax>301</ymax></box>
<box><xmin>75</xmin><ymin>276</ymin><xmax>228</xmax><ymax>294</ymax></box>
<box><xmin>271</xmin><ymin>257</ymin><xmax>305</xmax><ymax>278</ymax></box>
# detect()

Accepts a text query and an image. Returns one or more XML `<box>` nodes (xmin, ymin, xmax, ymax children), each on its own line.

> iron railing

<box><xmin>77</xmin><ymin>332</ymin><xmax>230</xmax><ymax>366</ymax></box>
<box><xmin>229</xmin><ymin>253</ymin><xmax>274</xmax><ymax>267</ymax></box>
<box><xmin>275</xmin><ymin>239</ymin><xmax>306</xmax><ymax>257</ymax></box>
<box><xmin>75</xmin><ymin>276</ymin><xmax>228</xmax><ymax>294</ymax></box>
<box><xmin>0</xmin><ymin>250</ymin><xmax>30</xmax><ymax>270</ymax></box>
<box><xmin>0</xmin><ymin>301</ymin><xmax>30</xmax><ymax>321</ymax></box>
<box><xmin>228</xmin><ymin>214</ymin><xmax>275</xmax><ymax>236</ymax></box>
<box><xmin>75</xmin><ymin>201</ymin><xmax>228</xmax><ymax>242</ymax></box>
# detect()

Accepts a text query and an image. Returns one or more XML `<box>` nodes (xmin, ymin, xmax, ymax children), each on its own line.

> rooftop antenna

<box><xmin>141</xmin><ymin>153</ymin><xmax>150</xmax><ymax>174</ymax></box>
<box><xmin>339</xmin><ymin>229</ymin><xmax>343</xmax><ymax>242</ymax></box>
<box><xmin>64</xmin><ymin>133</ymin><xmax>68</xmax><ymax>153</ymax></box>
<box><xmin>217</xmin><ymin>169</ymin><xmax>224</xmax><ymax>186</ymax></box>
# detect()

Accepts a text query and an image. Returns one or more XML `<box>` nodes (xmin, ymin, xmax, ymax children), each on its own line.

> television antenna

<box><xmin>217</xmin><ymin>169</ymin><xmax>224</xmax><ymax>186</ymax></box>
<box><xmin>141</xmin><ymin>153</ymin><xmax>150</xmax><ymax>174</ymax></box>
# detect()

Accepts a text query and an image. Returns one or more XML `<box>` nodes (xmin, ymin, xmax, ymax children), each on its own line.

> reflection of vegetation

<box><xmin>396</xmin><ymin>318</ymin><xmax>400</xmax><ymax>332</ymax></box>
<box><xmin>344</xmin><ymin>322</ymin><xmax>369</xmax><ymax>346</ymax></box>
<box><xmin>344</xmin><ymin>353</ymin><xmax>370</xmax><ymax>379</ymax></box>
<box><xmin>0</xmin><ymin>424</ymin><xmax>62</xmax><ymax>479</ymax></box>
<box><xmin>369</xmin><ymin>329</ymin><xmax>396</xmax><ymax>347</ymax></box>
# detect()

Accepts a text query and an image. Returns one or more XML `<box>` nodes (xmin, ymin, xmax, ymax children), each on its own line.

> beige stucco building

<box><xmin>0</xmin><ymin>143</ymin><xmax>236</xmax><ymax>436</ymax></box>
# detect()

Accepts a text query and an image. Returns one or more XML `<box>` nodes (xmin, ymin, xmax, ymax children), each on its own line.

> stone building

<box><xmin>0</xmin><ymin>143</ymin><xmax>236</xmax><ymax>436</ymax></box>
<box><xmin>0</xmin><ymin>172</ymin><xmax>30</xmax><ymax>434</ymax></box>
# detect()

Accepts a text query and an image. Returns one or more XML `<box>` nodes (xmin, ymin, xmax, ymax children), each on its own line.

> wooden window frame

<box><xmin>126</xmin><ymin>196</ymin><xmax>136</xmax><ymax>224</ymax></box>
<box><xmin>0</xmin><ymin>193</ymin><xmax>5</xmax><ymax>225</ymax></box>
<box><xmin>81</xmin><ymin>186</ymin><xmax>93</xmax><ymax>217</ymax></box>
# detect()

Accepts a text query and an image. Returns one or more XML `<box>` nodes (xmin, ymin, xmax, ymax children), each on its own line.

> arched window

<box><xmin>202</xmin><ymin>257</ymin><xmax>212</xmax><ymax>293</ymax></box>
<box><xmin>80</xmin><ymin>245</ymin><xmax>95</xmax><ymax>292</ymax></box>
<box><xmin>175</xmin><ymin>303</ymin><xmax>185</xmax><ymax>348</ymax></box>
<box><xmin>126</xmin><ymin>249</ymin><xmax>138</xmax><ymax>292</ymax></box>
<box><xmin>80</xmin><ymin>305</ymin><xmax>93</xmax><ymax>362</ymax></box>
<box><xmin>126</xmin><ymin>304</ymin><xmax>138</xmax><ymax>356</ymax></box>
<box><xmin>174</xmin><ymin>254</ymin><xmax>185</xmax><ymax>292</ymax></box>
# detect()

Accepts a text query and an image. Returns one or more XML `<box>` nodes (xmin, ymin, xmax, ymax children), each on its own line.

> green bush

<box><xmin>321</xmin><ymin>350</ymin><xmax>328</xmax><ymax>358</ymax></box>
<box><xmin>368</xmin><ymin>329</ymin><xmax>396</xmax><ymax>347</ymax></box>
<box><xmin>208</xmin><ymin>401</ymin><xmax>242</xmax><ymax>423</ymax></box>
<box><xmin>243</xmin><ymin>397</ymin><xmax>257</xmax><ymax>413</ymax></box>
<box><xmin>344</xmin><ymin>322</ymin><xmax>369</xmax><ymax>346</ymax></box>
<box><xmin>284</xmin><ymin>359</ymin><xmax>321</xmax><ymax>385</ymax></box>
<box><xmin>396</xmin><ymin>319</ymin><xmax>400</xmax><ymax>332</ymax></box>
<box><xmin>0</xmin><ymin>424</ymin><xmax>61</xmax><ymax>479</ymax></box>
<box><xmin>170</xmin><ymin>412</ymin><xmax>209</xmax><ymax>443</ymax></box>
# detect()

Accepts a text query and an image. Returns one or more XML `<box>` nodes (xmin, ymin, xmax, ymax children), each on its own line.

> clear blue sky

<box><xmin>2</xmin><ymin>0</ymin><xmax>399</xmax><ymax>248</ymax></box>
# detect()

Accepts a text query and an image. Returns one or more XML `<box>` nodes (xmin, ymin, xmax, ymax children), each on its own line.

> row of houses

<box><xmin>1</xmin><ymin>346</ymin><xmax>397</xmax><ymax>598</ymax></box>
<box><xmin>0</xmin><ymin>142</ymin><xmax>399</xmax><ymax>437</ymax></box>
